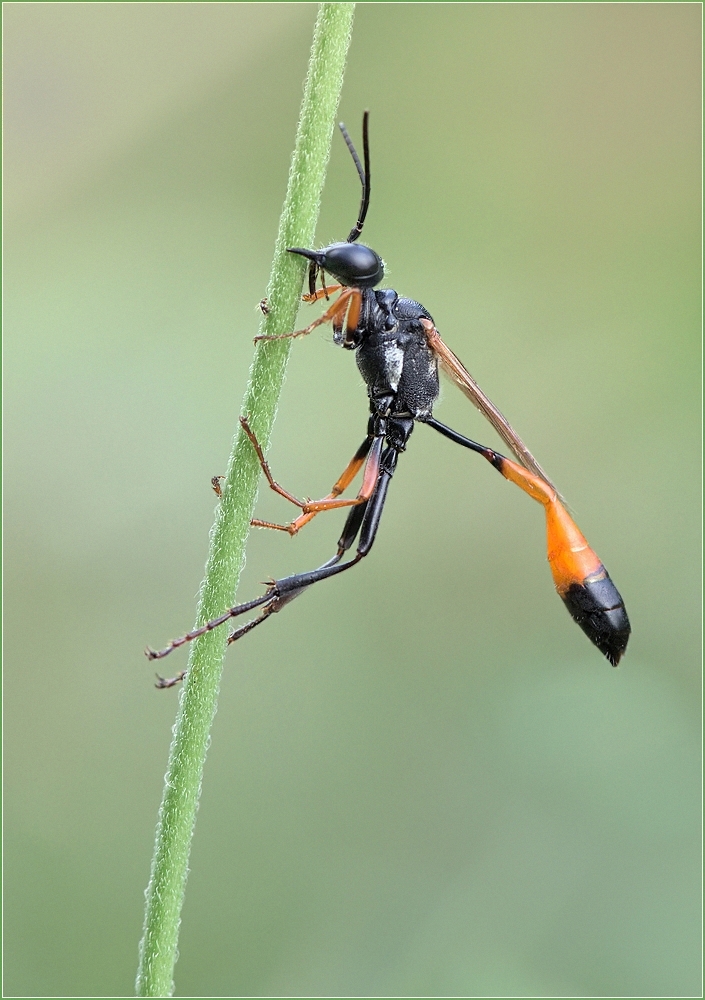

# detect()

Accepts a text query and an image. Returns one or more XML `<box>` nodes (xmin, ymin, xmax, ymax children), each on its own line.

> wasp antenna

<box><xmin>340</xmin><ymin>111</ymin><xmax>371</xmax><ymax>243</ymax></box>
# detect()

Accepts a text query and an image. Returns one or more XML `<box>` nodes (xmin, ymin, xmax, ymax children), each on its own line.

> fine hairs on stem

<box><xmin>135</xmin><ymin>5</ymin><xmax>356</xmax><ymax>996</ymax></box>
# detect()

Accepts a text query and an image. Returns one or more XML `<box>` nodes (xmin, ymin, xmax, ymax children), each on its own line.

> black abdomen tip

<box><xmin>561</xmin><ymin>571</ymin><xmax>631</xmax><ymax>666</ymax></box>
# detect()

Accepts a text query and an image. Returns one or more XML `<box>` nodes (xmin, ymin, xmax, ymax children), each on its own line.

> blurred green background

<box><xmin>3</xmin><ymin>4</ymin><xmax>700</xmax><ymax>997</ymax></box>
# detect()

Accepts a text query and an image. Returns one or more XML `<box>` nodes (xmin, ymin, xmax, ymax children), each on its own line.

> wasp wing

<box><xmin>421</xmin><ymin>320</ymin><xmax>560</xmax><ymax>495</ymax></box>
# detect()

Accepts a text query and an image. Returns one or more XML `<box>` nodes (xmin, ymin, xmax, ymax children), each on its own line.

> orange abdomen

<box><xmin>499</xmin><ymin>456</ymin><xmax>630</xmax><ymax>665</ymax></box>
<box><xmin>545</xmin><ymin>496</ymin><xmax>630</xmax><ymax>666</ymax></box>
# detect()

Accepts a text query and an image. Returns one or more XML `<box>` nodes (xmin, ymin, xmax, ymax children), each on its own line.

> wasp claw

<box><xmin>155</xmin><ymin>670</ymin><xmax>187</xmax><ymax>690</ymax></box>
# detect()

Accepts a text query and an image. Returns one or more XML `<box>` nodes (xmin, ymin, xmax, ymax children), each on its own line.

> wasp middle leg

<box><xmin>146</xmin><ymin>445</ymin><xmax>399</xmax><ymax>673</ymax></box>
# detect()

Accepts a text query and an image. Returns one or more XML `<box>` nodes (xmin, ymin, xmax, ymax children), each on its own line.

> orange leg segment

<box><xmin>344</xmin><ymin>289</ymin><xmax>361</xmax><ymax>337</ymax></box>
<box><xmin>300</xmin><ymin>437</ymin><xmax>382</xmax><ymax>514</ymax></box>
<box><xmin>254</xmin><ymin>288</ymin><xmax>358</xmax><ymax>343</ymax></box>
<box><xmin>242</xmin><ymin>416</ymin><xmax>382</xmax><ymax>537</ymax></box>
<box><xmin>264</xmin><ymin>435</ymin><xmax>373</xmax><ymax>534</ymax></box>
<box><xmin>302</xmin><ymin>284</ymin><xmax>343</xmax><ymax>303</ymax></box>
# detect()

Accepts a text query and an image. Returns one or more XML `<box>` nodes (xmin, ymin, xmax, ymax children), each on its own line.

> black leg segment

<box><xmin>147</xmin><ymin>445</ymin><xmax>401</xmax><ymax>665</ymax></box>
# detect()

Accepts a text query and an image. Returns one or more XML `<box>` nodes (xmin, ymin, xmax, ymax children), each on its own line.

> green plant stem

<box><xmin>135</xmin><ymin>5</ymin><xmax>355</xmax><ymax>996</ymax></box>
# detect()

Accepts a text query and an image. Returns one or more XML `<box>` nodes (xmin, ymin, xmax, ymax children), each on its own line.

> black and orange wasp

<box><xmin>148</xmin><ymin>112</ymin><xmax>630</xmax><ymax>685</ymax></box>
